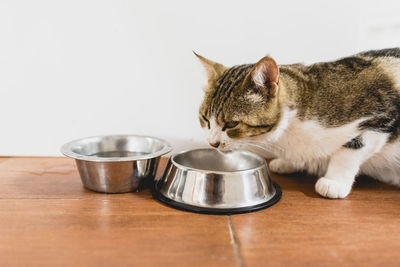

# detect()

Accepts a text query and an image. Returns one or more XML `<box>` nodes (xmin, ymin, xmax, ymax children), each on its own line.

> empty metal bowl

<box><xmin>153</xmin><ymin>148</ymin><xmax>281</xmax><ymax>214</ymax></box>
<box><xmin>61</xmin><ymin>135</ymin><xmax>171</xmax><ymax>193</ymax></box>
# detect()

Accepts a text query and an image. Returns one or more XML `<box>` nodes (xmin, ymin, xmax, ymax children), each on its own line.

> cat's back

<box><xmin>280</xmin><ymin>47</ymin><xmax>400</xmax><ymax>87</ymax></box>
<box><xmin>358</xmin><ymin>47</ymin><xmax>400</xmax><ymax>59</ymax></box>
<box><xmin>279</xmin><ymin>48</ymin><xmax>400</xmax><ymax>130</ymax></box>
<box><xmin>291</xmin><ymin>48</ymin><xmax>399</xmax><ymax>85</ymax></box>
<box><xmin>304</xmin><ymin>47</ymin><xmax>400</xmax><ymax>101</ymax></box>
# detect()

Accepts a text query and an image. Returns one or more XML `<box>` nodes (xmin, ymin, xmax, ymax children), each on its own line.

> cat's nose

<box><xmin>209</xmin><ymin>141</ymin><xmax>220</xmax><ymax>148</ymax></box>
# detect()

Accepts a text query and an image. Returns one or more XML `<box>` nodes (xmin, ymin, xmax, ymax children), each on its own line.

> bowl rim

<box><xmin>170</xmin><ymin>148</ymin><xmax>267</xmax><ymax>174</ymax></box>
<box><xmin>60</xmin><ymin>134</ymin><xmax>172</xmax><ymax>162</ymax></box>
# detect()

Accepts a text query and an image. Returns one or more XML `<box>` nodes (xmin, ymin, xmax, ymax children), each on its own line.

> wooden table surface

<box><xmin>0</xmin><ymin>157</ymin><xmax>399</xmax><ymax>267</ymax></box>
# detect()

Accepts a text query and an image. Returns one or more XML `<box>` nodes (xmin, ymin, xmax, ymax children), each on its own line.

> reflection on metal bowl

<box><xmin>61</xmin><ymin>135</ymin><xmax>171</xmax><ymax>193</ymax></box>
<box><xmin>154</xmin><ymin>148</ymin><xmax>281</xmax><ymax>214</ymax></box>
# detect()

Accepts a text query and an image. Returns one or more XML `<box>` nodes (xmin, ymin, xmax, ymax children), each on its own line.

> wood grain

<box><xmin>0</xmin><ymin>157</ymin><xmax>238</xmax><ymax>267</ymax></box>
<box><xmin>230</xmin><ymin>171</ymin><xmax>400</xmax><ymax>267</ymax></box>
<box><xmin>0</xmin><ymin>157</ymin><xmax>399</xmax><ymax>267</ymax></box>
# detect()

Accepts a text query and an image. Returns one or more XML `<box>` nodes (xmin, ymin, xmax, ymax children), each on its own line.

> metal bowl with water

<box><xmin>61</xmin><ymin>135</ymin><xmax>171</xmax><ymax>193</ymax></box>
<box><xmin>153</xmin><ymin>148</ymin><xmax>281</xmax><ymax>214</ymax></box>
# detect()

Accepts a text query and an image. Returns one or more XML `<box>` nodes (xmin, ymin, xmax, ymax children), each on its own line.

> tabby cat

<box><xmin>196</xmin><ymin>48</ymin><xmax>400</xmax><ymax>198</ymax></box>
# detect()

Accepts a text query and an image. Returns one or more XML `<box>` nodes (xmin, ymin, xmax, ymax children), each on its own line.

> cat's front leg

<box><xmin>315</xmin><ymin>132</ymin><xmax>388</xmax><ymax>199</ymax></box>
<box><xmin>269</xmin><ymin>158</ymin><xmax>302</xmax><ymax>174</ymax></box>
<box><xmin>315</xmin><ymin>149</ymin><xmax>358</xmax><ymax>198</ymax></box>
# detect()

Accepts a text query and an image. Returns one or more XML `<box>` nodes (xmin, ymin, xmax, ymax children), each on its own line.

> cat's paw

<box><xmin>315</xmin><ymin>177</ymin><xmax>352</xmax><ymax>199</ymax></box>
<box><xmin>269</xmin><ymin>158</ymin><xmax>299</xmax><ymax>174</ymax></box>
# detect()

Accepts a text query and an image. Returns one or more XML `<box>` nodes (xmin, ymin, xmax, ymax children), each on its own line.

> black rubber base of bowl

<box><xmin>151</xmin><ymin>181</ymin><xmax>282</xmax><ymax>215</ymax></box>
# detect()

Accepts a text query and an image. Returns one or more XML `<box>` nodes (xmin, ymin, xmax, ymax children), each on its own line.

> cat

<box><xmin>195</xmin><ymin>48</ymin><xmax>400</xmax><ymax>198</ymax></box>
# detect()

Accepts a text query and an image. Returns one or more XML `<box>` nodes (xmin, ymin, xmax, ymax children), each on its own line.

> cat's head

<box><xmin>196</xmin><ymin>52</ymin><xmax>282</xmax><ymax>149</ymax></box>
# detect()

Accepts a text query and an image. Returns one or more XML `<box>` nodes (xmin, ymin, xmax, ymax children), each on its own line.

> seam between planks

<box><xmin>227</xmin><ymin>215</ymin><xmax>245</xmax><ymax>267</ymax></box>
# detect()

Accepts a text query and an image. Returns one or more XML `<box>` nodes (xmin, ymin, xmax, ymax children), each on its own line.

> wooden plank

<box><xmin>0</xmin><ymin>199</ymin><xmax>237</xmax><ymax>267</ymax></box>
<box><xmin>231</xmin><ymin>172</ymin><xmax>400</xmax><ymax>267</ymax></box>
<box><xmin>0</xmin><ymin>157</ymin><xmax>238</xmax><ymax>266</ymax></box>
<box><xmin>0</xmin><ymin>157</ymin><xmax>10</xmax><ymax>165</ymax></box>
<box><xmin>0</xmin><ymin>157</ymin><xmax>167</xmax><ymax>199</ymax></box>
<box><xmin>1</xmin><ymin>157</ymin><xmax>399</xmax><ymax>266</ymax></box>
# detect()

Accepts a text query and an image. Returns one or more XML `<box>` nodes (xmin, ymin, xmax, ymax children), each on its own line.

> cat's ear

<box><xmin>251</xmin><ymin>56</ymin><xmax>279</xmax><ymax>97</ymax></box>
<box><xmin>193</xmin><ymin>51</ymin><xmax>226</xmax><ymax>86</ymax></box>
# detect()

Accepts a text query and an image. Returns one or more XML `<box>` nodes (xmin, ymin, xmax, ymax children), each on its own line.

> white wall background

<box><xmin>0</xmin><ymin>0</ymin><xmax>399</xmax><ymax>156</ymax></box>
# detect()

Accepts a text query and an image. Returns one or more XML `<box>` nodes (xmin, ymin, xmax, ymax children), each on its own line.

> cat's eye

<box><xmin>222</xmin><ymin>121</ymin><xmax>239</xmax><ymax>131</ymax></box>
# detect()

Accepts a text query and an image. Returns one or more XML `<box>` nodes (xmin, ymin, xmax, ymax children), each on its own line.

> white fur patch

<box><xmin>272</xmin><ymin>117</ymin><xmax>368</xmax><ymax>165</ymax></box>
<box><xmin>239</xmin><ymin>113</ymin><xmax>370</xmax><ymax>176</ymax></box>
<box><xmin>314</xmin><ymin>131</ymin><xmax>389</xmax><ymax>198</ymax></box>
<box><xmin>244</xmin><ymin>92</ymin><xmax>264</xmax><ymax>103</ymax></box>
<box><xmin>269</xmin><ymin>158</ymin><xmax>300</xmax><ymax>174</ymax></box>
<box><xmin>315</xmin><ymin>177</ymin><xmax>352</xmax><ymax>198</ymax></box>
<box><xmin>224</xmin><ymin>107</ymin><xmax>369</xmax><ymax>173</ymax></box>
<box><xmin>206</xmin><ymin>117</ymin><xmax>226</xmax><ymax>146</ymax></box>
<box><xmin>267</xmin><ymin>105</ymin><xmax>296</xmax><ymax>142</ymax></box>
<box><xmin>361</xmin><ymin>140</ymin><xmax>400</xmax><ymax>186</ymax></box>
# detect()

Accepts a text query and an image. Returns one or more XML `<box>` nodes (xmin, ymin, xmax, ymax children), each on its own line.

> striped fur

<box><xmin>196</xmin><ymin>48</ymin><xmax>400</xmax><ymax>198</ymax></box>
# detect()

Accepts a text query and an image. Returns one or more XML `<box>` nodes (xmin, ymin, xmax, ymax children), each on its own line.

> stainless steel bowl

<box><xmin>61</xmin><ymin>135</ymin><xmax>171</xmax><ymax>193</ymax></box>
<box><xmin>153</xmin><ymin>148</ymin><xmax>281</xmax><ymax>214</ymax></box>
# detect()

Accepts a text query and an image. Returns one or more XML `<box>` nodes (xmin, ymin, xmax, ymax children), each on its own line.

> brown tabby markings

<box><xmin>199</xmin><ymin>48</ymin><xmax>400</xmax><ymax>142</ymax></box>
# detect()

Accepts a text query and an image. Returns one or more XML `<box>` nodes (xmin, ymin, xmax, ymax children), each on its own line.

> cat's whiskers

<box><xmin>226</xmin><ymin>139</ymin><xmax>283</xmax><ymax>159</ymax></box>
<box><xmin>234</xmin><ymin>139</ymin><xmax>284</xmax><ymax>153</ymax></box>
